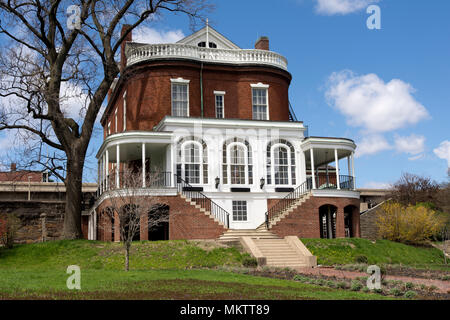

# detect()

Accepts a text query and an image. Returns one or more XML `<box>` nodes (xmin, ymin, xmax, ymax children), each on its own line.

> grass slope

<box><xmin>302</xmin><ymin>238</ymin><xmax>447</xmax><ymax>268</ymax></box>
<box><xmin>0</xmin><ymin>240</ymin><xmax>391</xmax><ymax>300</ymax></box>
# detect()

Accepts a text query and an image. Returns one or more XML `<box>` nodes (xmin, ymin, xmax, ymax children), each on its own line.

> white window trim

<box><xmin>171</xmin><ymin>78</ymin><xmax>190</xmax><ymax>117</ymax></box>
<box><xmin>180</xmin><ymin>140</ymin><xmax>204</xmax><ymax>185</ymax></box>
<box><xmin>107</xmin><ymin>121</ymin><xmax>111</xmax><ymax>135</ymax></box>
<box><xmin>226</xmin><ymin>142</ymin><xmax>249</xmax><ymax>186</ymax></box>
<box><xmin>251</xmin><ymin>84</ymin><xmax>270</xmax><ymax>120</ymax></box>
<box><xmin>171</xmin><ymin>78</ymin><xmax>191</xmax><ymax>84</ymax></box>
<box><xmin>270</xmin><ymin>143</ymin><xmax>293</xmax><ymax>185</ymax></box>
<box><xmin>114</xmin><ymin>108</ymin><xmax>118</xmax><ymax>133</ymax></box>
<box><xmin>250</xmin><ymin>83</ymin><xmax>270</xmax><ymax>89</ymax></box>
<box><xmin>214</xmin><ymin>91</ymin><xmax>225</xmax><ymax>119</ymax></box>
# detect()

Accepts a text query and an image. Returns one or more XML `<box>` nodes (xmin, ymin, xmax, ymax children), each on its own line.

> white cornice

<box><xmin>96</xmin><ymin>131</ymin><xmax>173</xmax><ymax>158</ymax></box>
<box><xmin>301</xmin><ymin>137</ymin><xmax>356</xmax><ymax>152</ymax></box>
<box><xmin>154</xmin><ymin>116</ymin><xmax>305</xmax><ymax>132</ymax></box>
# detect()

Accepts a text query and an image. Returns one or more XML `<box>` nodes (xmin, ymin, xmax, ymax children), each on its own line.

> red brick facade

<box><xmin>270</xmin><ymin>196</ymin><xmax>360</xmax><ymax>239</ymax></box>
<box><xmin>95</xmin><ymin>195</ymin><xmax>226</xmax><ymax>241</ymax></box>
<box><xmin>102</xmin><ymin>61</ymin><xmax>292</xmax><ymax>136</ymax></box>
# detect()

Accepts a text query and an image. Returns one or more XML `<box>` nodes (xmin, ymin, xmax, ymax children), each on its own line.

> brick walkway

<box><xmin>295</xmin><ymin>267</ymin><xmax>450</xmax><ymax>294</ymax></box>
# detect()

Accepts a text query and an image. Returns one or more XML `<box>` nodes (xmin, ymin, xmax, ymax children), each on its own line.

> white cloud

<box><xmin>394</xmin><ymin>134</ymin><xmax>426</xmax><ymax>156</ymax></box>
<box><xmin>133</xmin><ymin>27</ymin><xmax>185</xmax><ymax>44</ymax></box>
<box><xmin>326</xmin><ymin>70</ymin><xmax>430</xmax><ymax>133</ymax></box>
<box><xmin>362</xmin><ymin>181</ymin><xmax>392</xmax><ymax>189</ymax></box>
<box><xmin>433</xmin><ymin>140</ymin><xmax>450</xmax><ymax>167</ymax></box>
<box><xmin>315</xmin><ymin>0</ymin><xmax>379</xmax><ymax>15</ymax></box>
<box><xmin>355</xmin><ymin>134</ymin><xmax>391</xmax><ymax>157</ymax></box>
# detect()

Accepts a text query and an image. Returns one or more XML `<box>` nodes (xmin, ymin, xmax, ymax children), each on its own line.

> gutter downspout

<box><xmin>200</xmin><ymin>61</ymin><xmax>204</xmax><ymax>117</ymax></box>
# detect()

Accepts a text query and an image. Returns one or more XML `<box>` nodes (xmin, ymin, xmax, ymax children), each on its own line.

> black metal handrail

<box><xmin>265</xmin><ymin>181</ymin><xmax>311</xmax><ymax>229</ymax></box>
<box><xmin>174</xmin><ymin>174</ymin><xmax>230</xmax><ymax>228</ymax></box>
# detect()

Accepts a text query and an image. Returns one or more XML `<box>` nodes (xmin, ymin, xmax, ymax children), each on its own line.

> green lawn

<box><xmin>302</xmin><ymin>238</ymin><xmax>447</xmax><ymax>269</ymax></box>
<box><xmin>0</xmin><ymin>240</ymin><xmax>391</xmax><ymax>300</ymax></box>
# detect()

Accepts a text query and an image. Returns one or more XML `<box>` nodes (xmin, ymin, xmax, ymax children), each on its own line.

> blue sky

<box><xmin>1</xmin><ymin>0</ymin><xmax>449</xmax><ymax>188</ymax></box>
<box><xmin>103</xmin><ymin>0</ymin><xmax>450</xmax><ymax>187</ymax></box>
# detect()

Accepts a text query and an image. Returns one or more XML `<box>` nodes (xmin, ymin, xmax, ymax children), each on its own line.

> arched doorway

<box><xmin>344</xmin><ymin>205</ymin><xmax>358</xmax><ymax>238</ymax></box>
<box><xmin>148</xmin><ymin>204</ymin><xmax>169</xmax><ymax>241</ymax></box>
<box><xmin>319</xmin><ymin>205</ymin><xmax>337</xmax><ymax>239</ymax></box>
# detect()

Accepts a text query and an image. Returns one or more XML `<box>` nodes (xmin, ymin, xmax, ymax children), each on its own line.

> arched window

<box><xmin>267</xmin><ymin>139</ymin><xmax>296</xmax><ymax>185</ymax></box>
<box><xmin>176</xmin><ymin>136</ymin><xmax>208</xmax><ymax>184</ymax></box>
<box><xmin>222</xmin><ymin>138</ymin><xmax>253</xmax><ymax>185</ymax></box>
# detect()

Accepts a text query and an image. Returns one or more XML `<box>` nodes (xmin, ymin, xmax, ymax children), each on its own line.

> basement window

<box><xmin>232</xmin><ymin>200</ymin><xmax>247</xmax><ymax>222</ymax></box>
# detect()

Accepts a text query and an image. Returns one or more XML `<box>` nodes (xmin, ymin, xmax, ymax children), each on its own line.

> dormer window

<box><xmin>198</xmin><ymin>41</ymin><xmax>217</xmax><ymax>48</ymax></box>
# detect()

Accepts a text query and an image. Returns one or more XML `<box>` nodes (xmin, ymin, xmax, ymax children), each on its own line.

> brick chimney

<box><xmin>120</xmin><ymin>24</ymin><xmax>133</xmax><ymax>73</ymax></box>
<box><xmin>10</xmin><ymin>163</ymin><xmax>16</xmax><ymax>171</ymax></box>
<box><xmin>255</xmin><ymin>36</ymin><xmax>269</xmax><ymax>51</ymax></box>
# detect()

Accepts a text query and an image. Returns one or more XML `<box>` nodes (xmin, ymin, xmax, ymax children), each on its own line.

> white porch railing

<box><xmin>126</xmin><ymin>43</ymin><xmax>288</xmax><ymax>71</ymax></box>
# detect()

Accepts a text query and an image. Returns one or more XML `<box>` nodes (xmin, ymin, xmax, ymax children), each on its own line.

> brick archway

<box><xmin>270</xmin><ymin>196</ymin><xmax>360</xmax><ymax>239</ymax></box>
<box><xmin>344</xmin><ymin>205</ymin><xmax>360</xmax><ymax>238</ymax></box>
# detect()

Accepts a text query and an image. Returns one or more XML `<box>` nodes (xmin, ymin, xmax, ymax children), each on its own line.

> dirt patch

<box><xmin>384</xmin><ymin>265</ymin><xmax>450</xmax><ymax>281</ymax></box>
<box><xmin>188</xmin><ymin>240</ymin><xmax>236</xmax><ymax>251</ymax></box>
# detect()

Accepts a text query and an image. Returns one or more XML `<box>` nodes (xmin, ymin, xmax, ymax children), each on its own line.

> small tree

<box><xmin>376</xmin><ymin>202</ymin><xmax>446</xmax><ymax>245</ymax></box>
<box><xmin>0</xmin><ymin>213</ymin><xmax>20</xmax><ymax>248</ymax></box>
<box><xmin>100</xmin><ymin>167</ymin><xmax>169</xmax><ymax>271</ymax></box>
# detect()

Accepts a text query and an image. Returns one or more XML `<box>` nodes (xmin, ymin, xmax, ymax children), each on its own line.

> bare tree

<box><xmin>388</xmin><ymin>173</ymin><xmax>440</xmax><ymax>206</ymax></box>
<box><xmin>99</xmin><ymin>166</ymin><xmax>170</xmax><ymax>271</ymax></box>
<box><xmin>0</xmin><ymin>0</ymin><xmax>212</xmax><ymax>239</ymax></box>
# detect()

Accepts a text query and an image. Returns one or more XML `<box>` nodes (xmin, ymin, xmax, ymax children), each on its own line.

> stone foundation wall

<box><xmin>0</xmin><ymin>200</ymin><xmax>89</xmax><ymax>243</ymax></box>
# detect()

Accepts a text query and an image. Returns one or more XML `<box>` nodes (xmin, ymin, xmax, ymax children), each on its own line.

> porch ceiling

<box><xmin>304</xmin><ymin>148</ymin><xmax>352</xmax><ymax>168</ymax></box>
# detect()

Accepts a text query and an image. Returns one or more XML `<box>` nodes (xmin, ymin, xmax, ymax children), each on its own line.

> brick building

<box><xmin>90</xmin><ymin>24</ymin><xmax>361</xmax><ymax>242</ymax></box>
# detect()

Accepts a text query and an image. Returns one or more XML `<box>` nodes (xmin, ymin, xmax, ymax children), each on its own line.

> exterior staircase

<box><xmin>264</xmin><ymin>181</ymin><xmax>312</xmax><ymax>229</ymax></box>
<box><xmin>253</xmin><ymin>238</ymin><xmax>308</xmax><ymax>268</ymax></box>
<box><xmin>218</xmin><ymin>229</ymin><xmax>280</xmax><ymax>242</ymax></box>
<box><xmin>240</xmin><ymin>236</ymin><xmax>317</xmax><ymax>268</ymax></box>
<box><xmin>179</xmin><ymin>194</ymin><xmax>228</xmax><ymax>228</ymax></box>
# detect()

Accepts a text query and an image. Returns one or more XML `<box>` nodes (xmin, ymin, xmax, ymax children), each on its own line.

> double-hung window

<box><xmin>214</xmin><ymin>91</ymin><xmax>225</xmax><ymax>119</ymax></box>
<box><xmin>251</xmin><ymin>83</ymin><xmax>269</xmax><ymax>120</ymax></box>
<box><xmin>171</xmin><ymin>78</ymin><xmax>190</xmax><ymax>117</ymax></box>
<box><xmin>184</xmin><ymin>143</ymin><xmax>201</xmax><ymax>184</ymax></box>
<box><xmin>274</xmin><ymin>146</ymin><xmax>289</xmax><ymax>185</ymax></box>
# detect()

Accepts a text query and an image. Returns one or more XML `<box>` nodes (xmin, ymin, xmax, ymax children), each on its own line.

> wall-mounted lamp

<box><xmin>215</xmin><ymin>176</ymin><xmax>220</xmax><ymax>189</ymax></box>
<box><xmin>260</xmin><ymin>177</ymin><xmax>265</xmax><ymax>189</ymax></box>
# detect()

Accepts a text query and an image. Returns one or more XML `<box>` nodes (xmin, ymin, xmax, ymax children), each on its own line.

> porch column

<box><xmin>105</xmin><ymin>148</ymin><xmax>109</xmax><ymax>190</ymax></box>
<box><xmin>142</xmin><ymin>143</ymin><xmax>146</xmax><ymax>188</ymax></box>
<box><xmin>347</xmin><ymin>156</ymin><xmax>352</xmax><ymax>177</ymax></box>
<box><xmin>94</xmin><ymin>209</ymin><xmax>97</xmax><ymax>240</ymax></box>
<box><xmin>97</xmin><ymin>160</ymin><xmax>101</xmax><ymax>195</ymax></box>
<box><xmin>310</xmin><ymin>148</ymin><xmax>316</xmax><ymax>189</ymax></box>
<box><xmin>351</xmin><ymin>151</ymin><xmax>356</xmax><ymax>190</ymax></box>
<box><xmin>116</xmin><ymin>145</ymin><xmax>120</xmax><ymax>188</ymax></box>
<box><xmin>334</xmin><ymin>149</ymin><xmax>340</xmax><ymax>190</ymax></box>
<box><xmin>102</xmin><ymin>154</ymin><xmax>106</xmax><ymax>191</ymax></box>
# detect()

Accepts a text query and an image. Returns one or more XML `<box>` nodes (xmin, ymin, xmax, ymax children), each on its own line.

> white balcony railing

<box><xmin>126</xmin><ymin>43</ymin><xmax>288</xmax><ymax>71</ymax></box>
